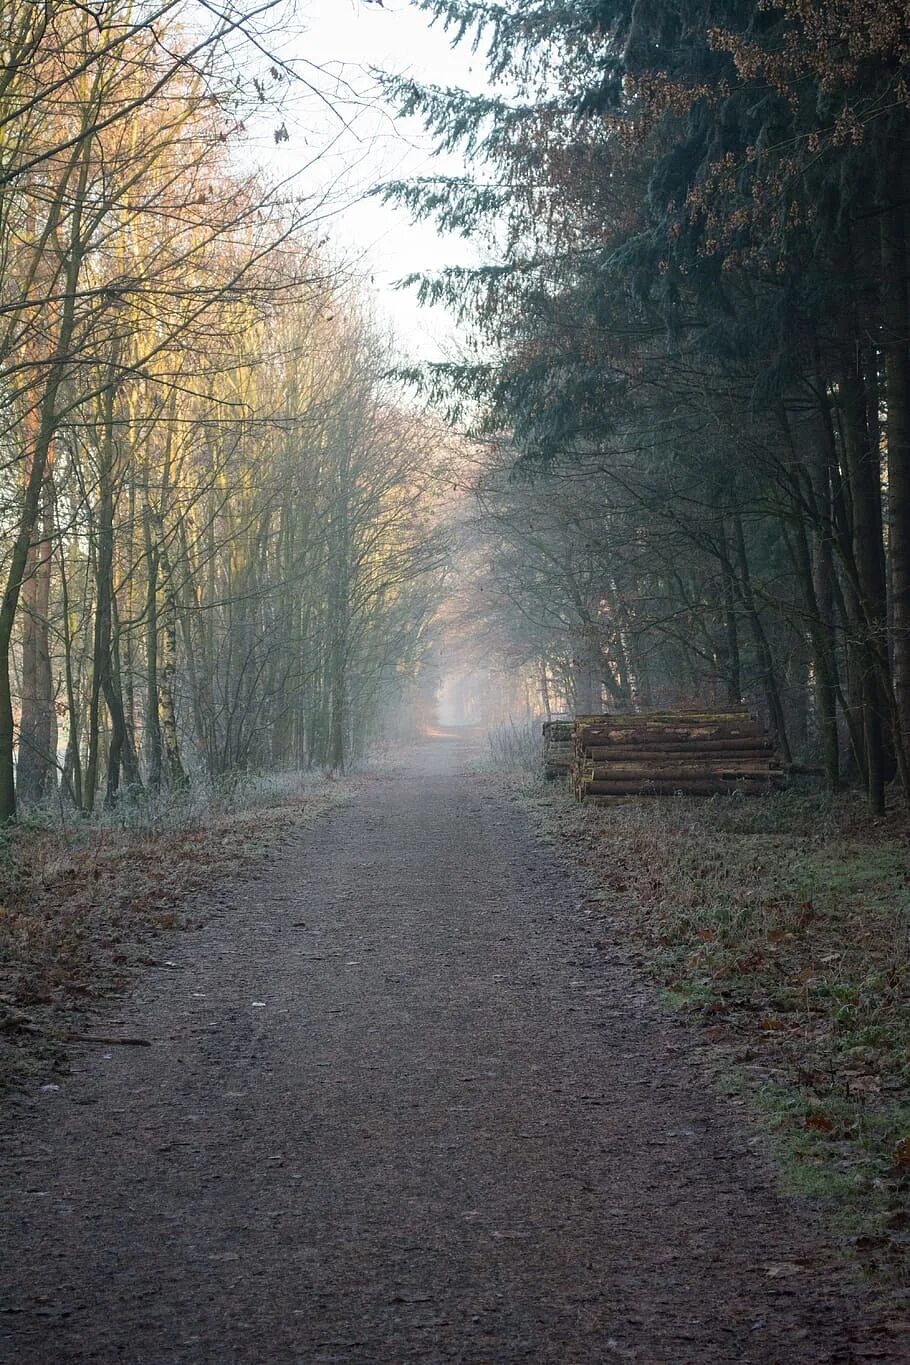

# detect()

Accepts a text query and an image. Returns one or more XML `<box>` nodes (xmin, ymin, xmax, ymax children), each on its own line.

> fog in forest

<box><xmin>1</xmin><ymin>0</ymin><xmax>909</xmax><ymax>821</ymax></box>
<box><xmin>2</xmin><ymin>6</ymin><xmax>910</xmax><ymax>1358</ymax></box>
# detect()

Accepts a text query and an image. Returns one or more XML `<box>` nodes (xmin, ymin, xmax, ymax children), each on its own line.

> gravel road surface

<box><xmin>0</xmin><ymin>741</ymin><xmax>898</xmax><ymax>1362</ymax></box>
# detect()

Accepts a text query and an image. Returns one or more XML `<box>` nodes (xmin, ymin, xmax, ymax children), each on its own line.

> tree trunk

<box><xmin>538</xmin><ymin>663</ymin><xmax>551</xmax><ymax>719</ymax></box>
<box><xmin>779</xmin><ymin>403</ymin><xmax>841</xmax><ymax>788</ymax></box>
<box><xmin>817</xmin><ymin>372</ymin><xmax>867</xmax><ymax>781</ymax></box>
<box><xmin>731</xmin><ymin>511</ymin><xmax>792</xmax><ymax>763</ymax></box>
<box><xmin>111</xmin><ymin>589</ymin><xmax>142</xmax><ymax>793</ymax></box>
<box><xmin>59</xmin><ymin>532</ymin><xmax>83</xmax><ymax>810</ymax></box>
<box><xmin>89</xmin><ymin>345</ymin><xmax>141</xmax><ymax>808</ymax></box>
<box><xmin>572</xmin><ymin>623</ymin><xmax>603</xmax><ymax>714</ymax></box>
<box><xmin>716</xmin><ymin>517</ymin><xmax>742</xmax><ymax>706</ymax></box>
<box><xmin>881</xmin><ymin>187</ymin><xmax>910</xmax><ymax>789</ymax></box>
<box><xmin>143</xmin><ymin>511</ymin><xmax>163</xmax><ymax>792</ymax></box>
<box><xmin>839</xmin><ymin>358</ymin><xmax>889</xmax><ymax>812</ymax></box>
<box><xmin>329</xmin><ymin>624</ymin><xmax>346</xmax><ymax>773</ymax></box>
<box><xmin>17</xmin><ymin>466</ymin><xmax>56</xmax><ymax>803</ymax></box>
<box><xmin>159</xmin><ymin>579</ymin><xmax>187</xmax><ymax>791</ymax></box>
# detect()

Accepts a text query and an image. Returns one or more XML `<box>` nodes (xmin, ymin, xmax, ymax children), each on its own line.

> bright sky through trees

<box><xmin>259</xmin><ymin>0</ymin><xmax>484</xmax><ymax>359</ymax></box>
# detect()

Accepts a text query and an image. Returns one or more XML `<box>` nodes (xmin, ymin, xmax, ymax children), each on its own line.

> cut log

<box><xmin>574</xmin><ymin>709</ymin><xmax>752</xmax><ymax>724</ymax></box>
<box><xmin>577</xmin><ymin>724</ymin><xmax>766</xmax><ymax>743</ymax></box>
<box><xmin>542</xmin><ymin>719</ymin><xmax>574</xmax><ymax>778</ymax></box>
<box><xmin>570</xmin><ymin>706</ymin><xmax>781</xmax><ymax>802</ymax></box>
<box><xmin>585</xmin><ymin>742</ymin><xmax>773</xmax><ymax>760</ymax></box>
<box><xmin>586</xmin><ymin>764</ymin><xmax>781</xmax><ymax>781</ymax></box>
<box><xmin>585</xmin><ymin>778</ymin><xmax>777</xmax><ymax>796</ymax></box>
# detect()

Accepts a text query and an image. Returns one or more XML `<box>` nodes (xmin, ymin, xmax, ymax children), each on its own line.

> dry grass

<box><xmin>486</xmin><ymin>719</ymin><xmax>543</xmax><ymax>773</ymax></box>
<box><xmin>0</xmin><ymin>771</ymin><xmax>361</xmax><ymax>1090</ymax></box>
<box><xmin>526</xmin><ymin>781</ymin><xmax>910</xmax><ymax>1287</ymax></box>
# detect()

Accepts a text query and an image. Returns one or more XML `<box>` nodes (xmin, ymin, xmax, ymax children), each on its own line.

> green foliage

<box><xmin>372</xmin><ymin>177</ymin><xmax>512</xmax><ymax>236</ymax></box>
<box><xmin>376</xmin><ymin>75</ymin><xmax>550</xmax><ymax>157</ymax></box>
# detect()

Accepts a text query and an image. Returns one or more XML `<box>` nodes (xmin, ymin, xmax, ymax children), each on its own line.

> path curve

<box><xmin>0</xmin><ymin>741</ymin><xmax>893</xmax><ymax>1362</ymax></box>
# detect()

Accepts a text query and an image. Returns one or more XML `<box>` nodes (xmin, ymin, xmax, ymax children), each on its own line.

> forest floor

<box><xmin>0</xmin><ymin>736</ymin><xmax>908</xmax><ymax>1362</ymax></box>
<box><xmin>525</xmin><ymin>781</ymin><xmax>910</xmax><ymax>1294</ymax></box>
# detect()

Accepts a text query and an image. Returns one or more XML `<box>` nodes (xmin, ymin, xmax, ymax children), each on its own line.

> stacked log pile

<box><xmin>542</xmin><ymin>718</ymin><xmax>574</xmax><ymax>779</ymax></box>
<box><xmin>572</xmin><ymin>709</ymin><xmax>781</xmax><ymax>800</ymax></box>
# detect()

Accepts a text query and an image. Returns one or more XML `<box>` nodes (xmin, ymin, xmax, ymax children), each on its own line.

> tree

<box><xmin>381</xmin><ymin>0</ymin><xmax>910</xmax><ymax>809</ymax></box>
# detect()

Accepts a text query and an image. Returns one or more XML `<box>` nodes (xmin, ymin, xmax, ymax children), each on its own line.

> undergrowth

<box><xmin>15</xmin><ymin>767</ymin><xmax>340</xmax><ymax>841</ymax></box>
<box><xmin>531</xmin><ymin>783</ymin><xmax>910</xmax><ymax>1288</ymax></box>
<box><xmin>486</xmin><ymin>719</ymin><xmax>542</xmax><ymax>773</ymax></box>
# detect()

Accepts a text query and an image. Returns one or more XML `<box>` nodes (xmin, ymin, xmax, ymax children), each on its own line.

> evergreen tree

<box><xmin>381</xmin><ymin>0</ymin><xmax>910</xmax><ymax>810</ymax></box>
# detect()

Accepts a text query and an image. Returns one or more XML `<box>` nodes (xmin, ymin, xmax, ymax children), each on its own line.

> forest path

<box><xmin>0</xmin><ymin>739</ymin><xmax>888</xmax><ymax>1363</ymax></box>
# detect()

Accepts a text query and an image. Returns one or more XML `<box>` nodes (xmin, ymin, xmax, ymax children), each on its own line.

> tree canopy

<box><xmin>381</xmin><ymin>0</ymin><xmax>910</xmax><ymax>811</ymax></box>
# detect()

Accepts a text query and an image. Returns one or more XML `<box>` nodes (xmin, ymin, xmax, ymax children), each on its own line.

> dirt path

<box><xmin>0</xmin><ymin>741</ymin><xmax>898</xmax><ymax>1363</ymax></box>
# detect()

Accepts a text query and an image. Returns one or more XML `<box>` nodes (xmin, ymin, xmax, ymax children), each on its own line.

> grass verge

<box><xmin>525</xmin><ymin>780</ymin><xmax>910</xmax><ymax>1292</ymax></box>
<box><xmin>0</xmin><ymin>769</ymin><xmax>361</xmax><ymax>1093</ymax></box>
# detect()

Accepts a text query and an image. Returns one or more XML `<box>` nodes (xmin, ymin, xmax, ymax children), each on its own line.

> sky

<box><xmin>242</xmin><ymin>0</ymin><xmax>492</xmax><ymax>361</ymax></box>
